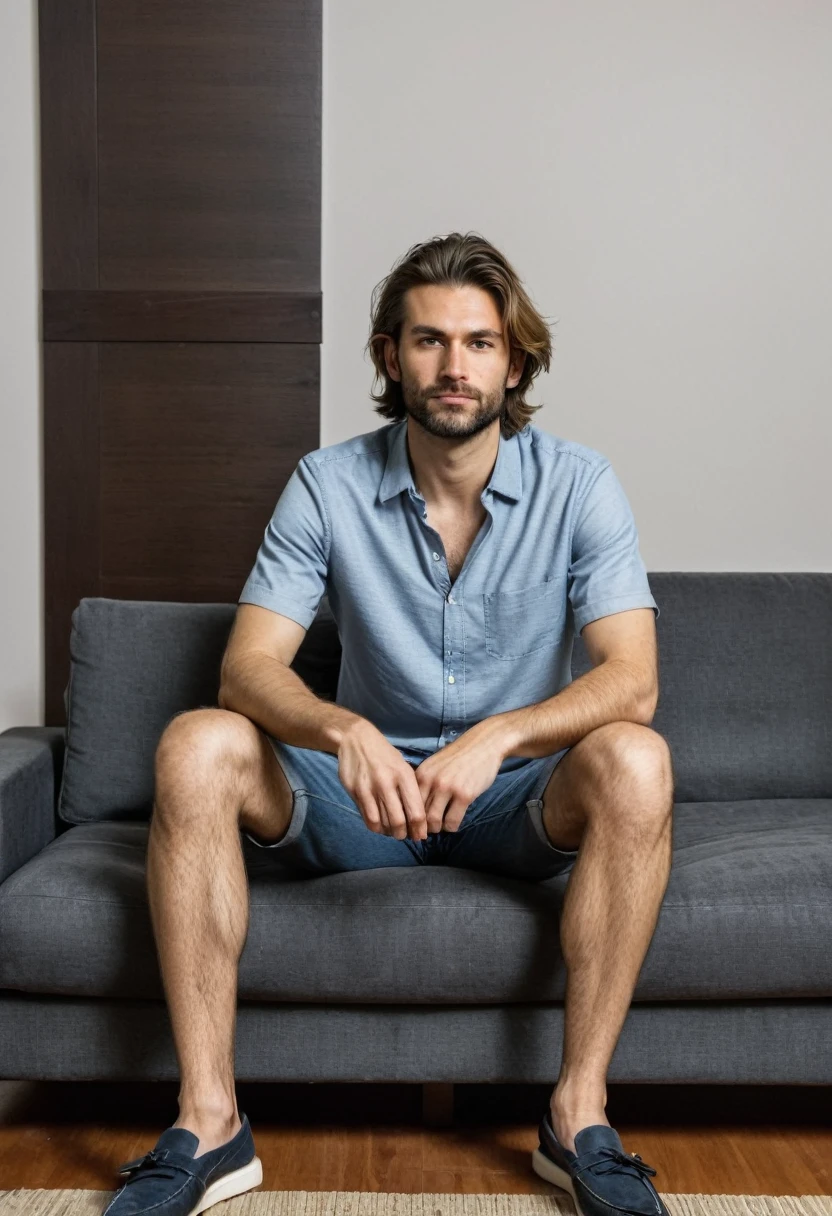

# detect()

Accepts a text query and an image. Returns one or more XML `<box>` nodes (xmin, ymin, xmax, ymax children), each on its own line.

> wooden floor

<box><xmin>0</xmin><ymin>1080</ymin><xmax>828</xmax><ymax>1196</ymax></box>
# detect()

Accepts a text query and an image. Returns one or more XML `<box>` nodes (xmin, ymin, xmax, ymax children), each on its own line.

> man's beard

<box><xmin>401</xmin><ymin>378</ymin><xmax>507</xmax><ymax>440</ymax></box>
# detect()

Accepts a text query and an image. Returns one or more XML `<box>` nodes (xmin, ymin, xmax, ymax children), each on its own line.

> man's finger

<box><xmin>379</xmin><ymin>790</ymin><xmax>408</xmax><ymax>839</ymax></box>
<box><xmin>400</xmin><ymin>772</ymin><xmax>428</xmax><ymax>839</ymax></box>
<box><xmin>424</xmin><ymin>787</ymin><xmax>452</xmax><ymax>833</ymax></box>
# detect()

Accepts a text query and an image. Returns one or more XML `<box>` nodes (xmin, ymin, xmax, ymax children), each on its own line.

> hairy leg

<box><xmin>146</xmin><ymin>707</ymin><xmax>294</xmax><ymax>1154</ymax></box>
<box><xmin>538</xmin><ymin>722</ymin><xmax>674</xmax><ymax>1153</ymax></box>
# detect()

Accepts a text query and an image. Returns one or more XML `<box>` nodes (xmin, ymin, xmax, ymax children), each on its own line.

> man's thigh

<box><xmin>535</xmin><ymin>740</ymin><xmax>594</xmax><ymax>853</ymax></box>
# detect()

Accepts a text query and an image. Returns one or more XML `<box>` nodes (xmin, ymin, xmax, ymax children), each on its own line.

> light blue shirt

<box><xmin>238</xmin><ymin>418</ymin><xmax>659</xmax><ymax>771</ymax></box>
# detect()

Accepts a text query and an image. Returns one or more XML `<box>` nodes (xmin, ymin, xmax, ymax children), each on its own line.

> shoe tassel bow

<box><xmin>117</xmin><ymin>1147</ymin><xmax>178</xmax><ymax>1182</ymax></box>
<box><xmin>575</xmin><ymin>1147</ymin><xmax>658</xmax><ymax>1182</ymax></box>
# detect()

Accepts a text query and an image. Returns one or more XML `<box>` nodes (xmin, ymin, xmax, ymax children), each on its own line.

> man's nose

<box><xmin>440</xmin><ymin>343</ymin><xmax>467</xmax><ymax>380</ymax></box>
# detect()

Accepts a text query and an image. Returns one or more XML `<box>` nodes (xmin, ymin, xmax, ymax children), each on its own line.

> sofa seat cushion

<box><xmin>1</xmin><ymin>802</ymin><xmax>829</xmax><ymax>1003</ymax></box>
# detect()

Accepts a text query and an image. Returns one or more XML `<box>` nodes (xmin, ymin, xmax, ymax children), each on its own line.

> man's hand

<box><xmin>413</xmin><ymin>719</ymin><xmax>512</xmax><ymax>834</ymax></box>
<box><xmin>337</xmin><ymin>719</ymin><xmax>429</xmax><ymax>840</ymax></box>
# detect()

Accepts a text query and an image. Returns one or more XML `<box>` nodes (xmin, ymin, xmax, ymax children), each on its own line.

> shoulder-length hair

<box><xmin>365</xmin><ymin>231</ymin><xmax>555</xmax><ymax>438</ymax></box>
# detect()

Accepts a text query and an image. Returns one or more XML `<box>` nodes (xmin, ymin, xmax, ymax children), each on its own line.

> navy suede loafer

<box><xmin>103</xmin><ymin>1112</ymin><xmax>263</xmax><ymax>1216</ymax></box>
<box><xmin>532</xmin><ymin>1109</ymin><xmax>671</xmax><ymax>1216</ymax></box>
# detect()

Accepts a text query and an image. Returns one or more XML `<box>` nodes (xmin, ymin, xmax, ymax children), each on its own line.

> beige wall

<box><xmin>3</xmin><ymin>1</ymin><xmax>831</xmax><ymax>729</ymax></box>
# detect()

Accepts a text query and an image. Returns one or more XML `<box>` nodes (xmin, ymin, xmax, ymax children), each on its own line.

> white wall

<box><xmin>1</xmin><ymin>0</ymin><xmax>41</xmax><ymax>732</ymax></box>
<box><xmin>322</xmin><ymin>0</ymin><xmax>831</xmax><ymax>567</ymax></box>
<box><xmin>3</xmin><ymin>1</ymin><xmax>831</xmax><ymax>729</ymax></box>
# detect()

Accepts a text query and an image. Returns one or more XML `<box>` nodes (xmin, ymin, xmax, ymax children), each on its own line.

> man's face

<box><xmin>382</xmin><ymin>284</ymin><xmax>524</xmax><ymax>441</ymax></box>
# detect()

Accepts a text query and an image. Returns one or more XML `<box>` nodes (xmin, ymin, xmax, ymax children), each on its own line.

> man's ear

<box><xmin>508</xmin><ymin>347</ymin><xmax>526</xmax><ymax>389</ymax></box>
<box><xmin>375</xmin><ymin>333</ymin><xmax>401</xmax><ymax>382</ymax></box>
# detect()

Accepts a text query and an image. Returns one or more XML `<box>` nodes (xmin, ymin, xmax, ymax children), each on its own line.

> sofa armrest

<box><xmin>0</xmin><ymin>727</ymin><xmax>66</xmax><ymax>886</ymax></box>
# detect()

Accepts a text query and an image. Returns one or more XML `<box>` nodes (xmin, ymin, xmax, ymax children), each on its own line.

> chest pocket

<box><xmin>483</xmin><ymin>576</ymin><xmax>567</xmax><ymax>660</ymax></box>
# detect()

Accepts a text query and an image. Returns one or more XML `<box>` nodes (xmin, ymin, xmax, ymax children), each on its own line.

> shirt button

<box><xmin>432</xmin><ymin>552</ymin><xmax>440</xmax><ymax>560</ymax></box>
<box><xmin>447</xmin><ymin>594</ymin><xmax>455</xmax><ymax>604</ymax></box>
<box><xmin>448</xmin><ymin>675</ymin><xmax>455</xmax><ymax>683</ymax></box>
<box><xmin>450</xmin><ymin>729</ymin><xmax>457</xmax><ymax>735</ymax></box>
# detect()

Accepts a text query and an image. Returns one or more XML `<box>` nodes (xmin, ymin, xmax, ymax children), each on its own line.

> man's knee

<box><xmin>573</xmin><ymin>723</ymin><xmax>672</xmax><ymax>789</ymax></box>
<box><xmin>155</xmin><ymin>707</ymin><xmax>255</xmax><ymax>789</ymax></box>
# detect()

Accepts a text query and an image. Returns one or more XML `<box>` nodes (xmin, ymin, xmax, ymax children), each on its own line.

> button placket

<box><xmin>415</xmin><ymin>491</ymin><xmax>458</xmax><ymax>746</ymax></box>
<box><xmin>414</xmin><ymin>487</ymin><xmax>495</xmax><ymax>750</ymax></box>
<box><xmin>441</xmin><ymin>585</ymin><xmax>463</xmax><ymax>744</ymax></box>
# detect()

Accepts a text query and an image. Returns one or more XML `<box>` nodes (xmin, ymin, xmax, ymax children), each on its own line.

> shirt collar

<box><xmin>377</xmin><ymin>417</ymin><xmax>523</xmax><ymax>505</ymax></box>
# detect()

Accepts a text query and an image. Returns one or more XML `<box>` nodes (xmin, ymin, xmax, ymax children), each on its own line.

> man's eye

<box><xmin>420</xmin><ymin>338</ymin><xmax>492</xmax><ymax>348</ymax></box>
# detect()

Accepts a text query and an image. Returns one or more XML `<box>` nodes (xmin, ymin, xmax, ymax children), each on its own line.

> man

<box><xmin>105</xmin><ymin>232</ymin><xmax>674</xmax><ymax>1216</ymax></box>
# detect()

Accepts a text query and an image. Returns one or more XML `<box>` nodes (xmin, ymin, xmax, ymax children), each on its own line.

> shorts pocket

<box><xmin>483</xmin><ymin>575</ymin><xmax>566</xmax><ymax>659</ymax></box>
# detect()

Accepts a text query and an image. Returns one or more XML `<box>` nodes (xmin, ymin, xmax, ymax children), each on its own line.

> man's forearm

<box><xmin>218</xmin><ymin>655</ymin><xmax>366</xmax><ymax>755</ymax></box>
<box><xmin>484</xmin><ymin>658</ymin><xmax>656</xmax><ymax>763</ymax></box>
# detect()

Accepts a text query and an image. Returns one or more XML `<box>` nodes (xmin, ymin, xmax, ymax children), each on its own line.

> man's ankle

<box><xmin>551</xmin><ymin>1077</ymin><xmax>607</xmax><ymax>1116</ymax></box>
<box><xmin>176</xmin><ymin>1100</ymin><xmax>240</xmax><ymax>1134</ymax></box>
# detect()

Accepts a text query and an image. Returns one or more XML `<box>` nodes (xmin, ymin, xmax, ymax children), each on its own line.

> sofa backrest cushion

<box><xmin>57</xmin><ymin>573</ymin><xmax>831</xmax><ymax>824</ymax></box>
<box><xmin>570</xmin><ymin>572</ymin><xmax>831</xmax><ymax>801</ymax></box>
<box><xmin>58</xmin><ymin>597</ymin><xmax>341</xmax><ymax>825</ymax></box>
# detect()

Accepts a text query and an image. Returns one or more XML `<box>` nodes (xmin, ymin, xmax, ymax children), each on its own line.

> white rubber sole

<box><xmin>189</xmin><ymin>1154</ymin><xmax>264</xmax><ymax>1215</ymax></box>
<box><xmin>531</xmin><ymin>1147</ymin><xmax>583</xmax><ymax>1213</ymax></box>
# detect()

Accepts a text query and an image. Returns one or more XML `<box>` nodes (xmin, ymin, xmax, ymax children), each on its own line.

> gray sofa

<box><xmin>1</xmin><ymin>573</ymin><xmax>830</xmax><ymax>1088</ymax></box>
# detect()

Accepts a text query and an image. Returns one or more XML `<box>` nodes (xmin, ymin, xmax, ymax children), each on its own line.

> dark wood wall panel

<box><xmin>40</xmin><ymin>0</ymin><xmax>322</xmax><ymax>725</ymax></box>
<box><xmin>97</xmin><ymin>342</ymin><xmax>320</xmax><ymax>597</ymax></box>
<box><xmin>95</xmin><ymin>0</ymin><xmax>321</xmax><ymax>291</ymax></box>
<box><xmin>39</xmin><ymin>0</ymin><xmax>98</xmax><ymax>289</ymax></box>
<box><xmin>43</xmin><ymin>343</ymin><xmax>100</xmax><ymax>722</ymax></box>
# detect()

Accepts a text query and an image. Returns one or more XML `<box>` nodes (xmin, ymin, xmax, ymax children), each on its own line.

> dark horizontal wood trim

<box><xmin>43</xmin><ymin>290</ymin><xmax>322</xmax><ymax>342</ymax></box>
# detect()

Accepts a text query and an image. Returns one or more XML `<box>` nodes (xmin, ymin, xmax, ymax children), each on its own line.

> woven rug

<box><xmin>0</xmin><ymin>1193</ymin><xmax>830</xmax><ymax>1215</ymax></box>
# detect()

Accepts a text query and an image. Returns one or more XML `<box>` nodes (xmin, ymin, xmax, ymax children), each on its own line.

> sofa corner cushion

<box><xmin>57</xmin><ymin>596</ymin><xmax>341</xmax><ymax>825</ymax></box>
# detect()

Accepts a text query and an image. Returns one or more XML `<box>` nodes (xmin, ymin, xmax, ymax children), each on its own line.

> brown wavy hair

<box><xmin>365</xmin><ymin>231</ymin><xmax>555</xmax><ymax>439</ymax></box>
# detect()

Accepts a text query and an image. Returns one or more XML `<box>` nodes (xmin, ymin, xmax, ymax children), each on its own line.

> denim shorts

<box><xmin>241</xmin><ymin>737</ymin><xmax>580</xmax><ymax>881</ymax></box>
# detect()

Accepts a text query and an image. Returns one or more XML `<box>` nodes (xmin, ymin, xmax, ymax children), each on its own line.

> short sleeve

<box><xmin>569</xmin><ymin>462</ymin><xmax>659</xmax><ymax>634</ymax></box>
<box><xmin>237</xmin><ymin>456</ymin><xmax>331</xmax><ymax>630</ymax></box>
